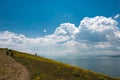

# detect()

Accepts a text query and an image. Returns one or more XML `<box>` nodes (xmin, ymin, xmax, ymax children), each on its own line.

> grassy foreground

<box><xmin>1</xmin><ymin>48</ymin><xmax>120</xmax><ymax>80</ymax></box>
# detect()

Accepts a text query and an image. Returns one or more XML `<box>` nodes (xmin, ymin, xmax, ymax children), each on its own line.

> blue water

<box><xmin>48</xmin><ymin>56</ymin><xmax>120</xmax><ymax>78</ymax></box>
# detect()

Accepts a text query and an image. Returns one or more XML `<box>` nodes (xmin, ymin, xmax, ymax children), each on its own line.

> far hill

<box><xmin>0</xmin><ymin>48</ymin><xmax>120</xmax><ymax>80</ymax></box>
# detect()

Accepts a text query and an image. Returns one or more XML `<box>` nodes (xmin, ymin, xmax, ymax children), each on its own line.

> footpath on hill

<box><xmin>0</xmin><ymin>49</ymin><xmax>30</xmax><ymax>80</ymax></box>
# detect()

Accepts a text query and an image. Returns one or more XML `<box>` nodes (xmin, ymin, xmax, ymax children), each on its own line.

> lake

<box><xmin>47</xmin><ymin>56</ymin><xmax>120</xmax><ymax>78</ymax></box>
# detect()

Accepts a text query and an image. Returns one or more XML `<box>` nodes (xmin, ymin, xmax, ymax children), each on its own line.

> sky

<box><xmin>0</xmin><ymin>0</ymin><xmax>120</xmax><ymax>56</ymax></box>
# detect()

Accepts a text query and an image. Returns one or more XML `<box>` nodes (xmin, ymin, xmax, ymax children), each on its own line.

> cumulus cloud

<box><xmin>0</xmin><ymin>31</ymin><xmax>25</xmax><ymax>45</ymax></box>
<box><xmin>0</xmin><ymin>15</ymin><xmax>120</xmax><ymax>56</ymax></box>
<box><xmin>54</xmin><ymin>23</ymin><xmax>78</xmax><ymax>37</ymax></box>
<box><xmin>77</xmin><ymin>16</ymin><xmax>119</xmax><ymax>42</ymax></box>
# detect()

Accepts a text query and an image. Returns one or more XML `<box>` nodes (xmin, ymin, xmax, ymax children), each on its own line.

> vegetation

<box><xmin>1</xmin><ymin>48</ymin><xmax>120</xmax><ymax>80</ymax></box>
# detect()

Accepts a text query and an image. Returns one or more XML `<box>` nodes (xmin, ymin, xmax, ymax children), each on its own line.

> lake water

<box><xmin>48</xmin><ymin>56</ymin><xmax>120</xmax><ymax>78</ymax></box>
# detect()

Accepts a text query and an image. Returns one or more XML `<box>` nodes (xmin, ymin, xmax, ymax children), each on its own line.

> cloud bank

<box><xmin>0</xmin><ymin>16</ymin><xmax>120</xmax><ymax>56</ymax></box>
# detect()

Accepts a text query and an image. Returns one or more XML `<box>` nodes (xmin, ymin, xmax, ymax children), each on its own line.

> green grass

<box><xmin>1</xmin><ymin>48</ymin><xmax>120</xmax><ymax>80</ymax></box>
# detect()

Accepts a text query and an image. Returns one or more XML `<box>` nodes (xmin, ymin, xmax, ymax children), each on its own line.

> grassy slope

<box><xmin>1</xmin><ymin>48</ymin><xmax>120</xmax><ymax>80</ymax></box>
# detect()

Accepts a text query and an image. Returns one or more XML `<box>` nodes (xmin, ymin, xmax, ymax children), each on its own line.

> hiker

<box><xmin>35</xmin><ymin>53</ymin><xmax>37</xmax><ymax>56</ymax></box>
<box><xmin>8</xmin><ymin>49</ymin><xmax>13</xmax><ymax>57</ymax></box>
<box><xmin>6</xmin><ymin>50</ymin><xmax>9</xmax><ymax>55</ymax></box>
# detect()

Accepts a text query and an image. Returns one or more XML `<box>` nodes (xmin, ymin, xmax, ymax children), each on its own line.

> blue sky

<box><xmin>0</xmin><ymin>0</ymin><xmax>120</xmax><ymax>56</ymax></box>
<box><xmin>0</xmin><ymin>0</ymin><xmax>120</xmax><ymax>37</ymax></box>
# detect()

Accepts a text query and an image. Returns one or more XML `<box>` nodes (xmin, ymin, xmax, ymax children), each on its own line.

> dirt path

<box><xmin>0</xmin><ymin>49</ymin><xmax>30</xmax><ymax>80</ymax></box>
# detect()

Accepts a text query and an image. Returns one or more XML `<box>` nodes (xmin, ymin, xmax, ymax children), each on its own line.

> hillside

<box><xmin>0</xmin><ymin>48</ymin><xmax>30</xmax><ymax>80</ymax></box>
<box><xmin>0</xmin><ymin>48</ymin><xmax>120</xmax><ymax>80</ymax></box>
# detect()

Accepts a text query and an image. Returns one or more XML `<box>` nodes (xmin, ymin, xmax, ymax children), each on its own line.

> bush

<box><xmin>98</xmin><ymin>77</ymin><xmax>107</xmax><ymax>80</ymax></box>
<box><xmin>72</xmin><ymin>70</ymin><xmax>80</xmax><ymax>77</ymax></box>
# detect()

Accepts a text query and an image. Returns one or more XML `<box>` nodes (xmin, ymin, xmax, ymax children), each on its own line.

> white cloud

<box><xmin>0</xmin><ymin>15</ymin><xmax>120</xmax><ymax>56</ymax></box>
<box><xmin>0</xmin><ymin>31</ymin><xmax>25</xmax><ymax>45</ymax></box>
<box><xmin>114</xmin><ymin>14</ymin><xmax>120</xmax><ymax>19</ymax></box>
<box><xmin>54</xmin><ymin>23</ymin><xmax>78</xmax><ymax>39</ymax></box>
<box><xmin>76</xmin><ymin>16</ymin><xmax>119</xmax><ymax>42</ymax></box>
<box><xmin>94</xmin><ymin>42</ymin><xmax>112</xmax><ymax>49</ymax></box>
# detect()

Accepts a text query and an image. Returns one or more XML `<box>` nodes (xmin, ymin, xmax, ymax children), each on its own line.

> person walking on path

<box><xmin>6</xmin><ymin>50</ymin><xmax>9</xmax><ymax>55</ymax></box>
